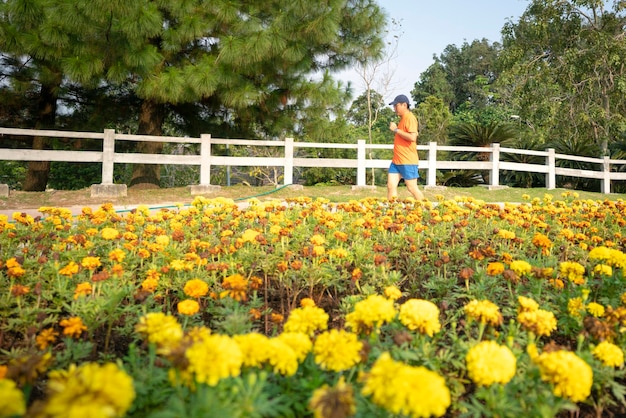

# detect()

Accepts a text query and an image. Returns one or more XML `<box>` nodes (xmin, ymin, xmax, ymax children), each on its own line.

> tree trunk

<box><xmin>23</xmin><ymin>80</ymin><xmax>60</xmax><ymax>191</ymax></box>
<box><xmin>129</xmin><ymin>99</ymin><xmax>166</xmax><ymax>188</ymax></box>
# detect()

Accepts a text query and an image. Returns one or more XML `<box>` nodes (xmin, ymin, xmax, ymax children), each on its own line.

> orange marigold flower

<box><xmin>250</xmin><ymin>276</ymin><xmax>263</xmax><ymax>290</ymax></box>
<box><xmin>486</xmin><ymin>262</ymin><xmax>505</xmax><ymax>276</ymax></box>
<box><xmin>249</xmin><ymin>308</ymin><xmax>262</xmax><ymax>320</ymax></box>
<box><xmin>111</xmin><ymin>264</ymin><xmax>124</xmax><ymax>277</ymax></box>
<box><xmin>73</xmin><ymin>282</ymin><xmax>92</xmax><ymax>299</ymax></box>
<box><xmin>184</xmin><ymin>279</ymin><xmax>209</xmax><ymax>298</ymax></box>
<box><xmin>108</xmin><ymin>248</ymin><xmax>126</xmax><ymax>263</ymax></box>
<box><xmin>60</xmin><ymin>317</ymin><xmax>87</xmax><ymax>338</ymax></box>
<box><xmin>351</xmin><ymin>268</ymin><xmax>363</xmax><ymax>282</ymax></box>
<box><xmin>178</xmin><ymin>299</ymin><xmax>200</xmax><ymax>316</ymax></box>
<box><xmin>137</xmin><ymin>248</ymin><xmax>151</xmax><ymax>259</ymax></box>
<box><xmin>277</xmin><ymin>261</ymin><xmax>288</xmax><ymax>272</ymax></box>
<box><xmin>59</xmin><ymin>261</ymin><xmax>79</xmax><ymax>277</ymax></box>
<box><xmin>141</xmin><ymin>278</ymin><xmax>159</xmax><ymax>293</ymax></box>
<box><xmin>300</xmin><ymin>298</ymin><xmax>316</xmax><ymax>307</ymax></box>
<box><xmin>10</xmin><ymin>284</ymin><xmax>30</xmax><ymax>297</ymax></box>
<box><xmin>36</xmin><ymin>328</ymin><xmax>59</xmax><ymax>350</ymax></box>
<box><xmin>270</xmin><ymin>313</ymin><xmax>284</xmax><ymax>324</ymax></box>
<box><xmin>221</xmin><ymin>274</ymin><xmax>249</xmax><ymax>301</ymax></box>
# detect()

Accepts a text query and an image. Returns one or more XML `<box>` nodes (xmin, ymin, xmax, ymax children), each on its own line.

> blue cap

<box><xmin>389</xmin><ymin>94</ymin><xmax>410</xmax><ymax>106</ymax></box>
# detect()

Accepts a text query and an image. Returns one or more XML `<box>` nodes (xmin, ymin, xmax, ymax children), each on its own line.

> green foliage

<box><xmin>412</xmin><ymin>39</ymin><xmax>502</xmax><ymax>112</ymax></box>
<box><xmin>48</xmin><ymin>162</ymin><xmax>101</xmax><ymax>190</ymax></box>
<box><xmin>414</xmin><ymin>96</ymin><xmax>453</xmax><ymax>144</ymax></box>
<box><xmin>0</xmin><ymin>161</ymin><xmax>26</xmax><ymax>189</ymax></box>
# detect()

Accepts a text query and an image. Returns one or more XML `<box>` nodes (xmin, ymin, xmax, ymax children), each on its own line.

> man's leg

<box><xmin>405</xmin><ymin>179</ymin><xmax>424</xmax><ymax>200</ymax></box>
<box><xmin>387</xmin><ymin>172</ymin><xmax>401</xmax><ymax>200</ymax></box>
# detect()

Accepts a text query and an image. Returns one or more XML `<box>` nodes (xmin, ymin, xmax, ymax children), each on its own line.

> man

<box><xmin>387</xmin><ymin>94</ymin><xmax>424</xmax><ymax>201</ymax></box>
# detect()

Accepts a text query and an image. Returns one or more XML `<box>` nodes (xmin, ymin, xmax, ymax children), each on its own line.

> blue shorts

<box><xmin>389</xmin><ymin>163</ymin><xmax>420</xmax><ymax>180</ymax></box>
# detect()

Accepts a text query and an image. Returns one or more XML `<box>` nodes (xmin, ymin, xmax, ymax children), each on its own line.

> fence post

<box><xmin>199</xmin><ymin>134</ymin><xmax>211</xmax><ymax>185</ymax></box>
<box><xmin>427</xmin><ymin>142</ymin><xmax>437</xmax><ymax>187</ymax></box>
<box><xmin>546</xmin><ymin>148</ymin><xmax>556</xmax><ymax>189</ymax></box>
<box><xmin>490</xmin><ymin>143</ymin><xmax>500</xmax><ymax>187</ymax></box>
<box><xmin>601</xmin><ymin>156</ymin><xmax>611</xmax><ymax>194</ymax></box>
<box><xmin>284</xmin><ymin>137</ymin><xmax>294</xmax><ymax>185</ymax></box>
<box><xmin>102</xmin><ymin>129</ymin><xmax>115</xmax><ymax>184</ymax></box>
<box><xmin>357</xmin><ymin>140</ymin><xmax>366</xmax><ymax>186</ymax></box>
<box><xmin>90</xmin><ymin>129</ymin><xmax>127</xmax><ymax>198</ymax></box>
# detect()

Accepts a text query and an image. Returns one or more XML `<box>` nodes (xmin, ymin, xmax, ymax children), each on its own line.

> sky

<box><xmin>335</xmin><ymin>0</ymin><xmax>530</xmax><ymax>105</ymax></box>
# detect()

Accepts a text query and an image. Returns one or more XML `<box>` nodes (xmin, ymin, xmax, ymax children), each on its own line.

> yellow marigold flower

<box><xmin>310</xmin><ymin>234</ymin><xmax>326</xmax><ymax>246</ymax></box>
<box><xmin>177</xmin><ymin>299</ymin><xmax>200</xmax><ymax>316</ymax></box>
<box><xmin>510</xmin><ymin>260</ymin><xmax>532</xmax><ymax>276</ymax></box>
<box><xmin>186</xmin><ymin>334</ymin><xmax>243</xmax><ymax>386</ymax></box>
<box><xmin>155</xmin><ymin>235</ymin><xmax>170</xmax><ymax>246</ymax></box>
<box><xmin>0</xmin><ymin>378</ymin><xmax>26</xmax><ymax>417</ymax></box>
<box><xmin>275</xmin><ymin>332</ymin><xmax>312</xmax><ymax>362</ymax></box>
<box><xmin>266</xmin><ymin>338</ymin><xmax>299</xmax><ymax>376</ymax></box>
<box><xmin>464</xmin><ymin>299</ymin><xmax>503</xmax><ymax>326</ymax></box>
<box><xmin>60</xmin><ymin>317</ymin><xmax>87</xmax><ymax>338</ymax></box>
<box><xmin>592</xmin><ymin>341</ymin><xmax>624</xmax><ymax>368</ymax></box>
<box><xmin>517</xmin><ymin>309</ymin><xmax>557</xmax><ymax>337</ymax></box>
<box><xmin>169</xmin><ymin>259</ymin><xmax>188</xmax><ymax>271</ymax></box>
<box><xmin>345</xmin><ymin>294</ymin><xmax>396</xmax><ymax>333</ymax></box>
<box><xmin>486</xmin><ymin>262</ymin><xmax>505</xmax><ymax>276</ymax></box>
<box><xmin>593</xmin><ymin>264</ymin><xmax>612</xmax><ymax>277</ymax></box>
<box><xmin>41</xmin><ymin>362</ymin><xmax>135</xmax><ymax>418</ymax></box>
<box><xmin>135</xmin><ymin>312</ymin><xmax>183</xmax><ymax>347</ymax></box>
<box><xmin>241</xmin><ymin>228</ymin><xmax>260</xmax><ymax>243</ymax></box>
<box><xmin>533</xmin><ymin>350</ymin><xmax>592</xmax><ymax>402</ymax></box>
<box><xmin>497</xmin><ymin>229</ymin><xmax>516</xmax><ymax>239</ymax></box>
<box><xmin>183</xmin><ymin>278</ymin><xmax>209</xmax><ymax>298</ymax></box>
<box><xmin>312</xmin><ymin>245</ymin><xmax>325</xmax><ymax>256</ymax></box>
<box><xmin>517</xmin><ymin>296</ymin><xmax>539</xmax><ymax>312</ymax></box>
<box><xmin>313</xmin><ymin>329</ymin><xmax>363</xmax><ymax>372</ymax></box>
<box><xmin>100</xmin><ymin>227</ymin><xmax>120</xmax><ymax>240</ymax></box>
<box><xmin>309</xmin><ymin>376</ymin><xmax>356</xmax><ymax>418</ymax></box>
<box><xmin>36</xmin><ymin>328</ymin><xmax>59</xmax><ymax>350</ymax></box>
<box><xmin>398</xmin><ymin>299</ymin><xmax>441</xmax><ymax>337</ymax></box>
<box><xmin>559</xmin><ymin>261</ymin><xmax>586</xmax><ymax>284</ymax></box>
<box><xmin>384</xmin><ymin>285</ymin><xmax>402</xmax><ymax>301</ymax></box>
<box><xmin>80</xmin><ymin>256</ymin><xmax>101</xmax><ymax>271</ymax></box>
<box><xmin>73</xmin><ymin>282</ymin><xmax>92</xmax><ymax>300</ymax></box>
<box><xmin>361</xmin><ymin>352</ymin><xmax>451</xmax><ymax>417</ymax></box>
<box><xmin>567</xmin><ymin>297</ymin><xmax>585</xmax><ymax>318</ymax></box>
<box><xmin>59</xmin><ymin>261</ymin><xmax>79</xmax><ymax>277</ymax></box>
<box><xmin>234</xmin><ymin>333</ymin><xmax>272</xmax><ymax>368</ymax></box>
<box><xmin>284</xmin><ymin>306</ymin><xmax>329</xmax><ymax>336</ymax></box>
<box><xmin>466</xmin><ymin>341</ymin><xmax>517</xmax><ymax>386</ymax></box>
<box><xmin>300</xmin><ymin>298</ymin><xmax>316</xmax><ymax>308</ymax></box>
<box><xmin>108</xmin><ymin>248</ymin><xmax>126</xmax><ymax>263</ymax></box>
<box><xmin>328</xmin><ymin>247</ymin><xmax>348</xmax><ymax>258</ymax></box>
<box><xmin>586</xmin><ymin>302</ymin><xmax>605</xmax><ymax>318</ymax></box>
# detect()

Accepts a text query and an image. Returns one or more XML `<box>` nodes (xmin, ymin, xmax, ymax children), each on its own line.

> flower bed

<box><xmin>1</xmin><ymin>193</ymin><xmax>625</xmax><ymax>417</ymax></box>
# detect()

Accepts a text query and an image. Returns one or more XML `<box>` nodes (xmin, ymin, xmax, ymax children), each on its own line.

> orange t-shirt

<box><xmin>392</xmin><ymin>111</ymin><xmax>419</xmax><ymax>165</ymax></box>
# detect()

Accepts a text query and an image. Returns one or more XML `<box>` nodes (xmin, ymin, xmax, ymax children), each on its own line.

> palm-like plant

<box><xmin>501</xmin><ymin>135</ymin><xmax>546</xmax><ymax>188</ymax></box>
<box><xmin>548</xmin><ymin>136</ymin><xmax>602</xmax><ymax>191</ymax></box>
<box><xmin>448</xmin><ymin>121</ymin><xmax>516</xmax><ymax>184</ymax></box>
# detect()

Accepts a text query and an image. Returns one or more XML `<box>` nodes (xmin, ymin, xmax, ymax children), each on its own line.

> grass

<box><xmin>1</xmin><ymin>183</ymin><xmax>625</xmax><ymax>211</ymax></box>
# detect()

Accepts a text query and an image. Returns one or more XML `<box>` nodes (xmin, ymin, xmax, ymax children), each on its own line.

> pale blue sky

<box><xmin>336</xmin><ymin>0</ymin><xmax>529</xmax><ymax>104</ymax></box>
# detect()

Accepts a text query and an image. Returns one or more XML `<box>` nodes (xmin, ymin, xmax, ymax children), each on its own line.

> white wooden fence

<box><xmin>1</xmin><ymin>127</ymin><xmax>625</xmax><ymax>197</ymax></box>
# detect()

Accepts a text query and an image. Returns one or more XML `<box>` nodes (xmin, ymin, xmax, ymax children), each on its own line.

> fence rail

<box><xmin>1</xmin><ymin>127</ymin><xmax>625</xmax><ymax>197</ymax></box>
